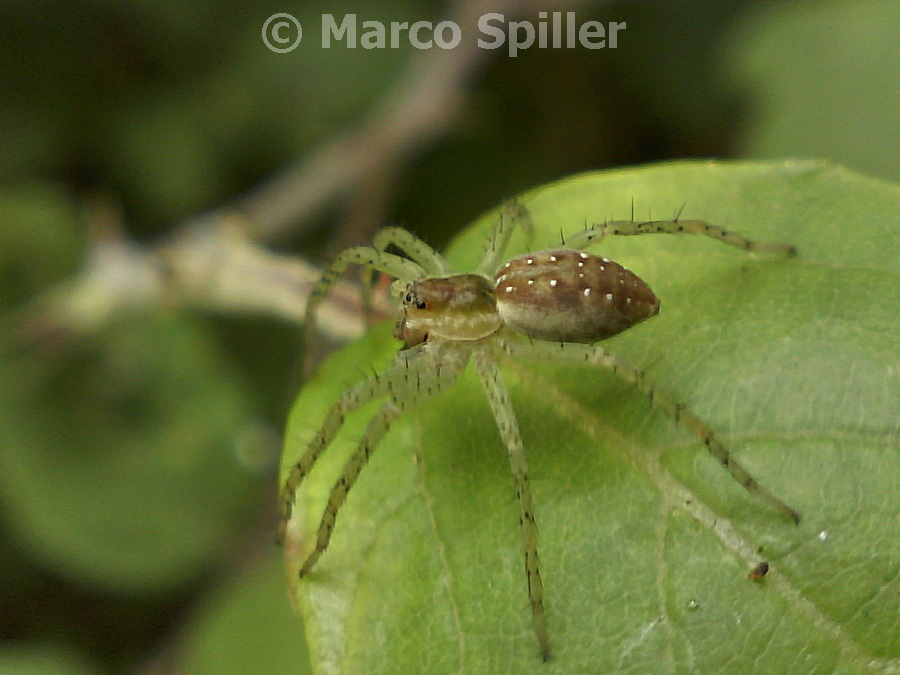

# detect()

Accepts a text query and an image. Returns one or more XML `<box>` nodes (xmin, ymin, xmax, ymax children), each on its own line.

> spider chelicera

<box><xmin>277</xmin><ymin>202</ymin><xmax>801</xmax><ymax>661</ymax></box>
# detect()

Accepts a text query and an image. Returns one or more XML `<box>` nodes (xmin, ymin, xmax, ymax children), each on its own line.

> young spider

<box><xmin>278</xmin><ymin>202</ymin><xmax>800</xmax><ymax>661</ymax></box>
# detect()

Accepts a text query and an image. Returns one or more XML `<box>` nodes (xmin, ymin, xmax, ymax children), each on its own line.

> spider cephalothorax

<box><xmin>394</xmin><ymin>274</ymin><xmax>499</xmax><ymax>348</ymax></box>
<box><xmin>279</xmin><ymin>204</ymin><xmax>799</xmax><ymax>660</ymax></box>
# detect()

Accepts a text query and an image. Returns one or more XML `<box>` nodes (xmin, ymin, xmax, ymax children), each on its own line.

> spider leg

<box><xmin>477</xmin><ymin>201</ymin><xmax>536</xmax><ymax>277</ymax></box>
<box><xmin>304</xmin><ymin>246</ymin><xmax>425</xmax><ymax>376</ymax></box>
<box><xmin>473</xmin><ymin>349</ymin><xmax>551</xmax><ymax>661</ymax></box>
<box><xmin>295</xmin><ymin>398</ymin><xmax>402</xmax><ymax>577</ymax></box>
<box><xmin>372</xmin><ymin>226</ymin><xmax>451</xmax><ymax>276</ymax></box>
<box><xmin>281</xmin><ymin>342</ymin><xmax>432</xmax><ymax>543</ymax></box>
<box><xmin>282</xmin><ymin>342</ymin><xmax>470</xmax><ymax>576</ymax></box>
<box><xmin>563</xmin><ymin>217</ymin><xmax>797</xmax><ymax>256</ymax></box>
<box><xmin>279</xmin><ymin>366</ymin><xmax>398</xmax><ymax>545</ymax></box>
<box><xmin>359</xmin><ymin>227</ymin><xmax>452</xmax><ymax>325</ymax></box>
<box><xmin>499</xmin><ymin>338</ymin><xmax>801</xmax><ymax>524</ymax></box>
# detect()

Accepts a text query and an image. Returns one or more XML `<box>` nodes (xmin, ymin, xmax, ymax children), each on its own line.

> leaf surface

<box><xmin>281</xmin><ymin>160</ymin><xmax>899</xmax><ymax>674</ymax></box>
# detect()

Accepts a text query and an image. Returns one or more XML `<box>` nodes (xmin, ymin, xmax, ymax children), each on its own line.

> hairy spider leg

<box><xmin>280</xmin><ymin>342</ymin><xmax>470</xmax><ymax>572</ymax></box>
<box><xmin>296</xmin><ymin>398</ymin><xmax>403</xmax><ymax>577</ymax></box>
<box><xmin>303</xmin><ymin>246</ymin><xmax>426</xmax><ymax>376</ymax></box>
<box><xmin>372</xmin><ymin>226</ymin><xmax>452</xmax><ymax>277</ymax></box>
<box><xmin>564</xmin><ymin>217</ymin><xmax>797</xmax><ymax>256</ymax></box>
<box><xmin>359</xmin><ymin>227</ymin><xmax>453</xmax><ymax>326</ymax></box>
<box><xmin>499</xmin><ymin>338</ymin><xmax>801</xmax><ymax>524</ymax></box>
<box><xmin>474</xmin><ymin>350</ymin><xmax>551</xmax><ymax>661</ymax></box>
<box><xmin>476</xmin><ymin>201</ymin><xmax>536</xmax><ymax>278</ymax></box>
<box><xmin>279</xmin><ymin>351</ymin><xmax>421</xmax><ymax>544</ymax></box>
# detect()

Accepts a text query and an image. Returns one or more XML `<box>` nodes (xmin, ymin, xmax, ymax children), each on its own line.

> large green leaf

<box><xmin>0</xmin><ymin>186</ymin><xmax>259</xmax><ymax>594</ymax></box>
<box><xmin>281</xmin><ymin>161</ymin><xmax>898</xmax><ymax>674</ymax></box>
<box><xmin>0</xmin><ymin>312</ymin><xmax>258</xmax><ymax>594</ymax></box>
<box><xmin>722</xmin><ymin>0</ymin><xmax>900</xmax><ymax>182</ymax></box>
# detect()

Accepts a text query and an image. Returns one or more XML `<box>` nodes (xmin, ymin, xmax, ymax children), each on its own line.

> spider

<box><xmin>277</xmin><ymin>202</ymin><xmax>801</xmax><ymax>661</ymax></box>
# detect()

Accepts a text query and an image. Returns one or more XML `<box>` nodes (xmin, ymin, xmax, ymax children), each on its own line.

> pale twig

<box><xmin>234</xmin><ymin>0</ymin><xmax>523</xmax><ymax>243</ymax></box>
<box><xmin>13</xmin><ymin>0</ymin><xmax>598</xmax><ymax>349</ymax></box>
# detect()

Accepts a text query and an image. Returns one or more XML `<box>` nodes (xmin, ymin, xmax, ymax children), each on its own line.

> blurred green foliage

<box><xmin>722</xmin><ymin>0</ymin><xmax>900</xmax><ymax>182</ymax></box>
<box><xmin>0</xmin><ymin>0</ymin><xmax>896</xmax><ymax>673</ymax></box>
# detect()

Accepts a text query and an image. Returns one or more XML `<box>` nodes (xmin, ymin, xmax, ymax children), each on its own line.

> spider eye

<box><xmin>404</xmin><ymin>291</ymin><xmax>427</xmax><ymax>310</ymax></box>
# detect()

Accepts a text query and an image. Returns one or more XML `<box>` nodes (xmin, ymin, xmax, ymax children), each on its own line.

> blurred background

<box><xmin>0</xmin><ymin>0</ymin><xmax>896</xmax><ymax>673</ymax></box>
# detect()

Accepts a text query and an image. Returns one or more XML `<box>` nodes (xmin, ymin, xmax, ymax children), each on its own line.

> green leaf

<box><xmin>0</xmin><ymin>187</ymin><xmax>258</xmax><ymax>595</ymax></box>
<box><xmin>0</xmin><ymin>644</ymin><xmax>100</xmax><ymax>675</ymax></box>
<box><xmin>0</xmin><ymin>313</ymin><xmax>258</xmax><ymax>594</ymax></box>
<box><xmin>281</xmin><ymin>160</ymin><xmax>898</xmax><ymax>673</ymax></box>
<box><xmin>722</xmin><ymin>0</ymin><xmax>900</xmax><ymax>182</ymax></box>
<box><xmin>179</xmin><ymin>551</ymin><xmax>311</xmax><ymax>675</ymax></box>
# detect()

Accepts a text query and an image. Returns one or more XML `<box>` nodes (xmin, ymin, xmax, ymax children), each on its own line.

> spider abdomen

<box><xmin>494</xmin><ymin>249</ymin><xmax>660</xmax><ymax>343</ymax></box>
